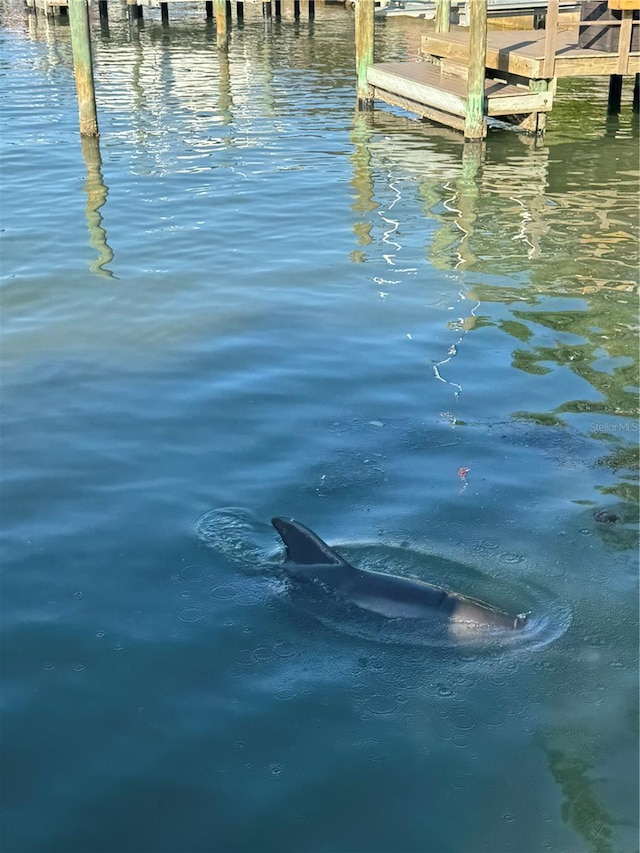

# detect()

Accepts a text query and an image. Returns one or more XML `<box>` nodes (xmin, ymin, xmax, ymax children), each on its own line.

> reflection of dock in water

<box><xmin>348</xmin><ymin>106</ymin><xmax>638</xmax><ymax>450</ymax></box>
<box><xmin>348</xmin><ymin>107</ymin><xmax>638</xmax><ymax>281</ymax></box>
<box><xmin>349</xmin><ymin>109</ymin><xmax>551</xmax><ymax>270</ymax></box>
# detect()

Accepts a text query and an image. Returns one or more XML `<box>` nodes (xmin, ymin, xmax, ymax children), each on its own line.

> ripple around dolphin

<box><xmin>195</xmin><ymin>508</ymin><xmax>571</xmax><ymax>655</ymax></box>
<box><xmin>195</xmin><ymin>507</ymin><xmax>280</xmax><ymax>569</ymax></box>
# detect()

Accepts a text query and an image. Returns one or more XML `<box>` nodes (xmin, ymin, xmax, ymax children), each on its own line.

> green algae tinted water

<box><xmin>1</xmin><ymin>4</ymin><xmax>638</xmax><ymax>851</ymax></box>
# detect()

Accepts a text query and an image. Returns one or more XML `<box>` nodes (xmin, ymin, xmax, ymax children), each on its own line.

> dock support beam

<box><xmin>355</xmin><ymin>0</ymin><xmax>374</xmax><ymax>110</ymax></box>
<box><xmin>214</xmin><ymin>0</ymin><xmax>228</xmax><ymax>48</ymax></box>
<box><xmin>435</xmin><ymin>0</ymin><xmax>451</xmax><ymax>34</ymax></box>
<box><xmin>634</xmin><ymin>73</ymin><xmax>639</xmax><ymax>113</ymax></box>
<box><xmin>465</xmin><ymin>0</ymin><xmax>488</xmax><ymax>139</ymax></box>
<box><xmin>68</xmin><ymin>0</ymin><xmax>99</xmax><ymax>137</ymax></box>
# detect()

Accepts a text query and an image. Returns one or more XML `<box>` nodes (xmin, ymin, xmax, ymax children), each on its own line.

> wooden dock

<box><xmin>24</xmin><ymin>0</ymin><xmax>640</xmax><ymax>142</ymax></box>
<box><xmin>356</xmin><ymin>0</ymin><xmax>640</xmax><ymax>139</ymax></box>
<box><xmin>368</xmin><ymin>60</ymin><xmax>553</xmax><ymax>132</ymax></box>
<box><xmin>422</xmin><ymin>24</ymin><xmax>640</xmax><ymax>77</ymax></box>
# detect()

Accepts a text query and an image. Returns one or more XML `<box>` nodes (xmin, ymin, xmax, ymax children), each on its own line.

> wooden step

<box><xmin>367</xmin><ymin>61</ymin><xmax>553</xmax><ymax>117</ymax></box>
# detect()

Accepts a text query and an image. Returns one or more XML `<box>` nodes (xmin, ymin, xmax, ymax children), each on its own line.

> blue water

<box><xmin>1</xmin><ymin>4</ymin><xmax>638</xmax><ymax>852</ymax></box>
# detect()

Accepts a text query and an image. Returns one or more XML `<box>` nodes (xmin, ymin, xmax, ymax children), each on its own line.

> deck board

<box><xmin>368</xmin><ymin>61</ymin><xmax>553</xmax><ymax>116</ymax></box>
<box><xmin>423</xmin><ymin>26</ymin><xmax>640</xmax><ymax>77</ymax></box>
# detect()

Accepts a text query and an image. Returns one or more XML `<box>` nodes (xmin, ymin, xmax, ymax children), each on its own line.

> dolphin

<box><xmin>272</xmin><ymin>517</ymin><xmax>528</xmax><ymax>635</ymax></box>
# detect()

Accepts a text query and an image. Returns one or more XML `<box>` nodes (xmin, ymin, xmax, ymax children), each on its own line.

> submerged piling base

<box><xmin>608</xmin><ymin>74</ymin><xmax>623</xmax><ymax>114</ymax></box>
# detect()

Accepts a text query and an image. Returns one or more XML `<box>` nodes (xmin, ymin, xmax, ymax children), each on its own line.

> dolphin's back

<box><xmin>271</xmin><ymin>517</ymin><xmax>527</xmax><ymax>632</ymax></box>
<box><xmin>271</xmin><ymin>517</ymin><xmax>350</xmax><ymax>567</ymax></box>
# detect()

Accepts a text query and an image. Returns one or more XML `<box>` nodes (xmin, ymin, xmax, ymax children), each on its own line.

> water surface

<box><xmin>1</xmin><ymin>4</ymin><xmax>638</xmax><ymax>852</ymax></box>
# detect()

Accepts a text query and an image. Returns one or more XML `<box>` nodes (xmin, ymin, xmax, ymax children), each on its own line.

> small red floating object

<box><xmin>457</xmin><ymin>467</ymin><xmax>470</xmax><ymax>480</ymax></box>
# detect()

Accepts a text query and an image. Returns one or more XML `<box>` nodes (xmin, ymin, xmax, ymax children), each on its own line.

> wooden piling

<box><xmin>98</xmin><ymin>0</ymin><xmax>108</xmax><ymax>20</ymax></box>
<box><xmin>464</xmin><ymin>0</ymin><xmax>487</xmax><ymax>139</ymax></box>
<box><xmin>435</xmin><ymin>0</ymin><xmax>451</xmax><ymax>34</ymax></box>
<box><xmin>225</xmin><ymin>0</ymin><xmax>232</xmax><ymax>17</ymax></box>
<box><xmin>214</xmin><ymin>0</ymin><xmax>228</xmax><ymax>49</ymax></box>
<box><xmin>236</xmin><ymin>0</ymin><xmax>244</xmax><ymax>19</ymax></box>
<box><xmin>68</xmin><ymin>0</ymin><xmax>99</xmax><ymax>137</ymax></box>
<box><xmin>263</xmin><ymin>0</ymin><xmax>272</xmax><ymax>18</ymax></box>
<box><xmin>355</xmin><ymin>0</ymin><xmax>374</xmax><ymax>110</ymax></box>
<box><xmin>309</xmin><ymin>0</ymin><xmax>315</xmax><ymax>18</ymax></box>
<box><xmin>274</xmin><ymin>0</ymin><xmax>281</xmax><ymax>17</ymax></box>
<box><xmin>607</xmin><ymin>75</ymin><xmax>623</xmax><ymax>114</ymax></box>
<box><xmin>160</xmin><ymin>1</ymin><xmax>169</xmax><ymax>22</ymax></box>
<box><xmin>206</xmin><ymin>0</ymin><xmax>213</xmax><ymax>17</ymax></box>
<box><xmin>294</xmin><ymin>0</ymin><xmax>300</xmax><ymax>17</ymax></box>
<box><xmin>541</xmin><ymin>0</ymin><xmax>558</xmax><ymax>78</ymax></box>
<box><xmin>633</xmin><ymin>73</ymin><xmax>639</xmax><ymax>113</ymax></box>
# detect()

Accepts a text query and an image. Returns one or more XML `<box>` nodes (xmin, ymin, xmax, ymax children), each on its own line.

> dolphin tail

<box><xmin>271</xmin><ymin>517</ymin><xmax>350</xmax><ymax>567</ymax></box>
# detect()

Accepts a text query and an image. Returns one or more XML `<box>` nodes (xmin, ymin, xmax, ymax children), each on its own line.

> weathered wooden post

<box><xmin>435</xmin><ymin>0</ymin><xmax>451</xmax><ymax>33</ymax></box>
<box><xmin>465</xmin><ymin>0</ymin><xmax>487</xmax><ymax>139</ymax></box>
<box><xmin>608</xmin><ymin>8</ymin><xmax>633</xmax><ymax>111</ymax></box>
<box><xmin>206</xmin><ymin>0</ymin><xmax>214</xmax><ymax>18</ymax></box>
<box><xmin>633</xmin><ymin>73</ymin><xmax>639</xmax><ymax>113</ymax></box>
<box><xmin>263</xmin><ymin>0</ymin><xmax>272</xmax><ymax>18</ymax></box>
<box><xmin>355</xmin><ymin>0</ymin><xmax>374</xmax><ymax>110</ymax></box>
<box><xmin>237</xmin><ymin>0</ymin><xmax>244</xmax><ymax>20</ymax></box>
<box><xmin>274</xmin><ymin>0</ymin><xmax>281</xmax><ymax>17</ymax></box>
<box><xmin>309</xmin><ymin>0</ymin><xmax>315</xmax><ymax>18</ymax></box>
<box><xmin>98</xmin><ymin>0</ymin><xmax>108</xmax><ymax>20</ymax></box>
<box><xmin>160</xmin><ymin>1</ymin><xmax>168</xmax><ymax>22</ymax></box>
<box><xmin>68</xmin><ymin>0</ymin><xmax>99</xmax><ymax>137</ymax></box>
<box><xmin>214</xmin><ymin>0</ymin><xmax>228</xmax><ymax>49</ymax></box>
<box><xmin>294</xmin><ymin>0</ymin><xmax>300</xmax><ymax>18</ymax></box>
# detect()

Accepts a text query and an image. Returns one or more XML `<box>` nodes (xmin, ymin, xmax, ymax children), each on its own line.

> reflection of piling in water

<box><xmin>80</xmin><ymin>136</ymin><xmax>116</xmax><ymax>279</ymax></box>
<box><xmin>349</xmin><ymin>112</ymin><xmax>377</xmax><ymax>259</ymax></box>
<box><xmin>218</xmin><ymin>49</ymin><xmax>233</xmax><ymax>124</ymax></box>
<box><xmin>452</xmin><ymin>142</ymin><xmax>484</xmax><ymax>266</ymax></box>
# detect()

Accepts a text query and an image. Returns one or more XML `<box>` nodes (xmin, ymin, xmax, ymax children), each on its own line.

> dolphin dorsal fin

<box><xmin>271</xmin><ymin>517</ymin><xmax>349</xmax><ymax>567</ymax></box>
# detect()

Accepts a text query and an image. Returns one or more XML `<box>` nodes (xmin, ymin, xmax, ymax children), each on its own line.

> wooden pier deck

<box><xmin>422</xmin><ymin>25</ymin><xmax>640</xmax><ymax>77</ymax></box>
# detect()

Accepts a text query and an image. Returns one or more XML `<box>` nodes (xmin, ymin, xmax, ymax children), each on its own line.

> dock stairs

<box><xmin>368</xmin><ymin>58</ymin><xmax>554</xmax><ymax>134</ymax></box>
